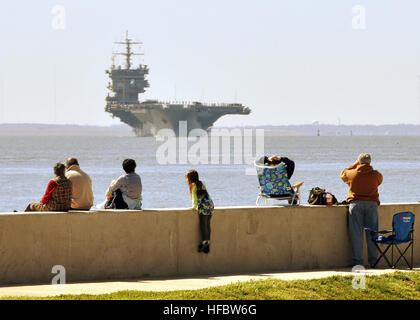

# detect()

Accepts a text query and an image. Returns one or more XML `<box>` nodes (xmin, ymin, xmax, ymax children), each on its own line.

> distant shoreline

<box><xmin>1</xmin><ymin>123</ymin><xmax>420</xmax><ymax>136</ymax></box>
<box><xmin>0</xmin><ymin>124</ymin><xmax>135</xmax><ymax>137</ymax></box>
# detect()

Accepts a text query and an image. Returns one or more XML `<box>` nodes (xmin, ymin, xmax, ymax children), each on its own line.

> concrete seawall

<box><xmin>0</xmin><ymin>203</ymin><xmax>418</xmax><ymax>285</ymax></box>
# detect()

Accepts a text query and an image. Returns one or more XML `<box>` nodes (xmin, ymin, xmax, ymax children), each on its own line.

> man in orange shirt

<box><xmin>341</xmin><ymin>153</ymin><xmax>383</xmax><ymax>267</ymax></box>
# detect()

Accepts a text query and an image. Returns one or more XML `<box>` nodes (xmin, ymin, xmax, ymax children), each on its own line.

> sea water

<box><xmin>0</xmin><ymin>135</ymin><xmax>419</xmax><ymax>212</ymax></box>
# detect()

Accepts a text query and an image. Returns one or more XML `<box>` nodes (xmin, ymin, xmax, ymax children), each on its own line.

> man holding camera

<box><xmin>341</xmin><ymin>153</ymin><xmax>383</xmax><ymax>268</ymax></box>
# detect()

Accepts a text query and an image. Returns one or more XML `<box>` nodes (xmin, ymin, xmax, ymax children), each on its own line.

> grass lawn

<box><xmin>2</xmin><ymin>271</ymin><xmax>419</xmax><ymax>300</ymax></box>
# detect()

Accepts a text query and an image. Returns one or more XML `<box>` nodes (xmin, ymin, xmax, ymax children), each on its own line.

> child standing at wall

<box><xmin>185</xmin><ymin>170</ymin><xmax>214</xmax><ymax>254</ymax></box>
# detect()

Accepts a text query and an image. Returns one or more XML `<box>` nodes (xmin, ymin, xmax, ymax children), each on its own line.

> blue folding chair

<box><xmin>365</xmin><ymin>212</ymin><xmax>415</xmax><ymax>269</ymax></box>
<box><xmin>254</xmin><ymin>157</ymin><xmax>303</xmax><ymax>206</ymax></box>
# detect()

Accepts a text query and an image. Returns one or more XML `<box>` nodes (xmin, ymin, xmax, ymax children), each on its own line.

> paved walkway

<box><xmin>0</xmin><ymin>268</ymin><xmax>417</xmax><ymax>297</ymax></box>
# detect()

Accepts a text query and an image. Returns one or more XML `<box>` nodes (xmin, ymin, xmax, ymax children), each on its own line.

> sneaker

<box><xmin>197</xmin><ymin>243</ymin><xmax>204</xmax><ymax>252</ymax></box>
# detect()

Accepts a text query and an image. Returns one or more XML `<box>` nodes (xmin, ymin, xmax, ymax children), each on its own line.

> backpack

<box><xmin>308</xmin><ymin>187</ymin><xmax>338</xmax><ymax>205</ymax></box>
<box><xmin>105</xmin><ymin>189</ymin><xmax>128</xmax><ymax>209</ymax></box>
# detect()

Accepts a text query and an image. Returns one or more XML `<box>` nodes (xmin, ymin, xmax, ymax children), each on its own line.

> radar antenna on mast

<box><xmin>113</xmin><ymin>30</ymin><xmax>143</xmax><ymax>69</ymax></box>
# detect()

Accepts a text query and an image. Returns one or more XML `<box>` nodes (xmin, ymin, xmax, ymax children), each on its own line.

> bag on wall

<box><xmin>105</xmin><ymin>189</ymin><xmax>128</xmax><ymax>209</ymax></box>
<box><xmin>308</xmin><ymin>187</ymin><xmax>338</xmax><ymax>205</ymax></box>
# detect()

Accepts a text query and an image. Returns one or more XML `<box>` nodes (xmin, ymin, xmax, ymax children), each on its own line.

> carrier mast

<box><xmin>113</xmin><ymin>30</ymin><xmax>143</xmax><ymax>70</ymax></box>
<box><xmin>106</xmin><ymin>31</ymin><xmax>149</xmax><ymax>104</ymax></box>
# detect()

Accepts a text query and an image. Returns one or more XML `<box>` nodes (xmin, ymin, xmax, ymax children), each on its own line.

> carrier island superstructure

<box><xmin>105</xmin><ymin>32</ymin><xmax>251</xmax><ymax>137</ymax></box>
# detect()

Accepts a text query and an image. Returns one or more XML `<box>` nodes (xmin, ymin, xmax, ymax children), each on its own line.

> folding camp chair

<box><xmin>365</xmin><ymin>211</ymin><xmax>415</xmax><ymax>269</ymax></box>
<box><xmin>254</xmin><ymin>157</ymin><xmax>303</xmax><ymax>206</ymax></box>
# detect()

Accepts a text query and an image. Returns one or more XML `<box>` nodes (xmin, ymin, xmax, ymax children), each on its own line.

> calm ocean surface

<box><xmin>0</xmin><ymin>136</ymin><xmax>419</xmax><ymax>212</ymax></box>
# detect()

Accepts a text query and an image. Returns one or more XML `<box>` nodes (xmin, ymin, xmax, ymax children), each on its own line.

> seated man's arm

<box><xmin>106</xmin><ymin>176</ymin><xmax>123</xmax><ymax>196</ymax></box>
<box><xmin>281</xmin><ymin>157</ymin><xmax>295</xmax><ymax>179</ymax></box>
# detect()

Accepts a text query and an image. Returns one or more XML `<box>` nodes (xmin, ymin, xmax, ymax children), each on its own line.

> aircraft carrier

<box><xmin>105</xmin><ymin>32</ymin><xmax>251</xmax><ymax>137</ymax></box>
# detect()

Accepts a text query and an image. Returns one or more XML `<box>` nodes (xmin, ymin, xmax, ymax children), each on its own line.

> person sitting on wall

<box><xmin>25</xmin><ymin>162</ymin><xmax>72</xmax><ymax>212</ymax></box>
<box><xmin>104</xmin><ymin>158</ymin><xmax>143</xmax><ymax>210</ymax></box>
<box><xmin>65</xmin><ymin>157</ymin><xmax>94</xmax><ymax>210</ymax></box>
<box><xmin>262</xmin><ymin>155</ymin><xmax>300</xmax><ymax>204</ymax></box>
<box><xmin>263</xmin><ymin>155</ymin><xmax>295</xmax><ymax>179</ymax></box>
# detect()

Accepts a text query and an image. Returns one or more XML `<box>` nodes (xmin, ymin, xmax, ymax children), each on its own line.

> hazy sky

<box><xmin>0</xmin><ymin>0</ymin><xmax>419</xmax><ymax>126</ymax></box>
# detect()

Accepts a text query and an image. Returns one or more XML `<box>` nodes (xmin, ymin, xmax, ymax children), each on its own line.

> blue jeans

<box><xmin>348</xmin><ymin>200</ymin><xmax>378</xmax><ymax>266</ymax></box>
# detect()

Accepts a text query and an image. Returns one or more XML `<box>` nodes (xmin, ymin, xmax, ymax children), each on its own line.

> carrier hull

<box><xmin>106</xmin><ymin>101</ymin><xmax>251</xmax><ymax>137</ymax></box>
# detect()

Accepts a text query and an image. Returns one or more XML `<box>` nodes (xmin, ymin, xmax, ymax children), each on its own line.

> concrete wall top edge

<box><xmin>0</xmin><ymin>202</ymin><xmax>418</xmax><ymax>216</ymax></box>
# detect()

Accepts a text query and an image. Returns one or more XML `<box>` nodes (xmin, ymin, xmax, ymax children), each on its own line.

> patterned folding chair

<box><xmin>365</xmin><ymin>211</ymin><xmax>415</xmax><ymax>269</ymax></box>
<box><xmin>254</xmin><ymin>157</ymin><xmax>303</xmax><ymax>206</ymax></box>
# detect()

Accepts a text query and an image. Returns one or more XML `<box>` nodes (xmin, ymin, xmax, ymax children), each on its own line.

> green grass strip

<box><xmin>1</xmin><ymin>271</ymin><xmax>419</xmax><ymax>300</ymax></box>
